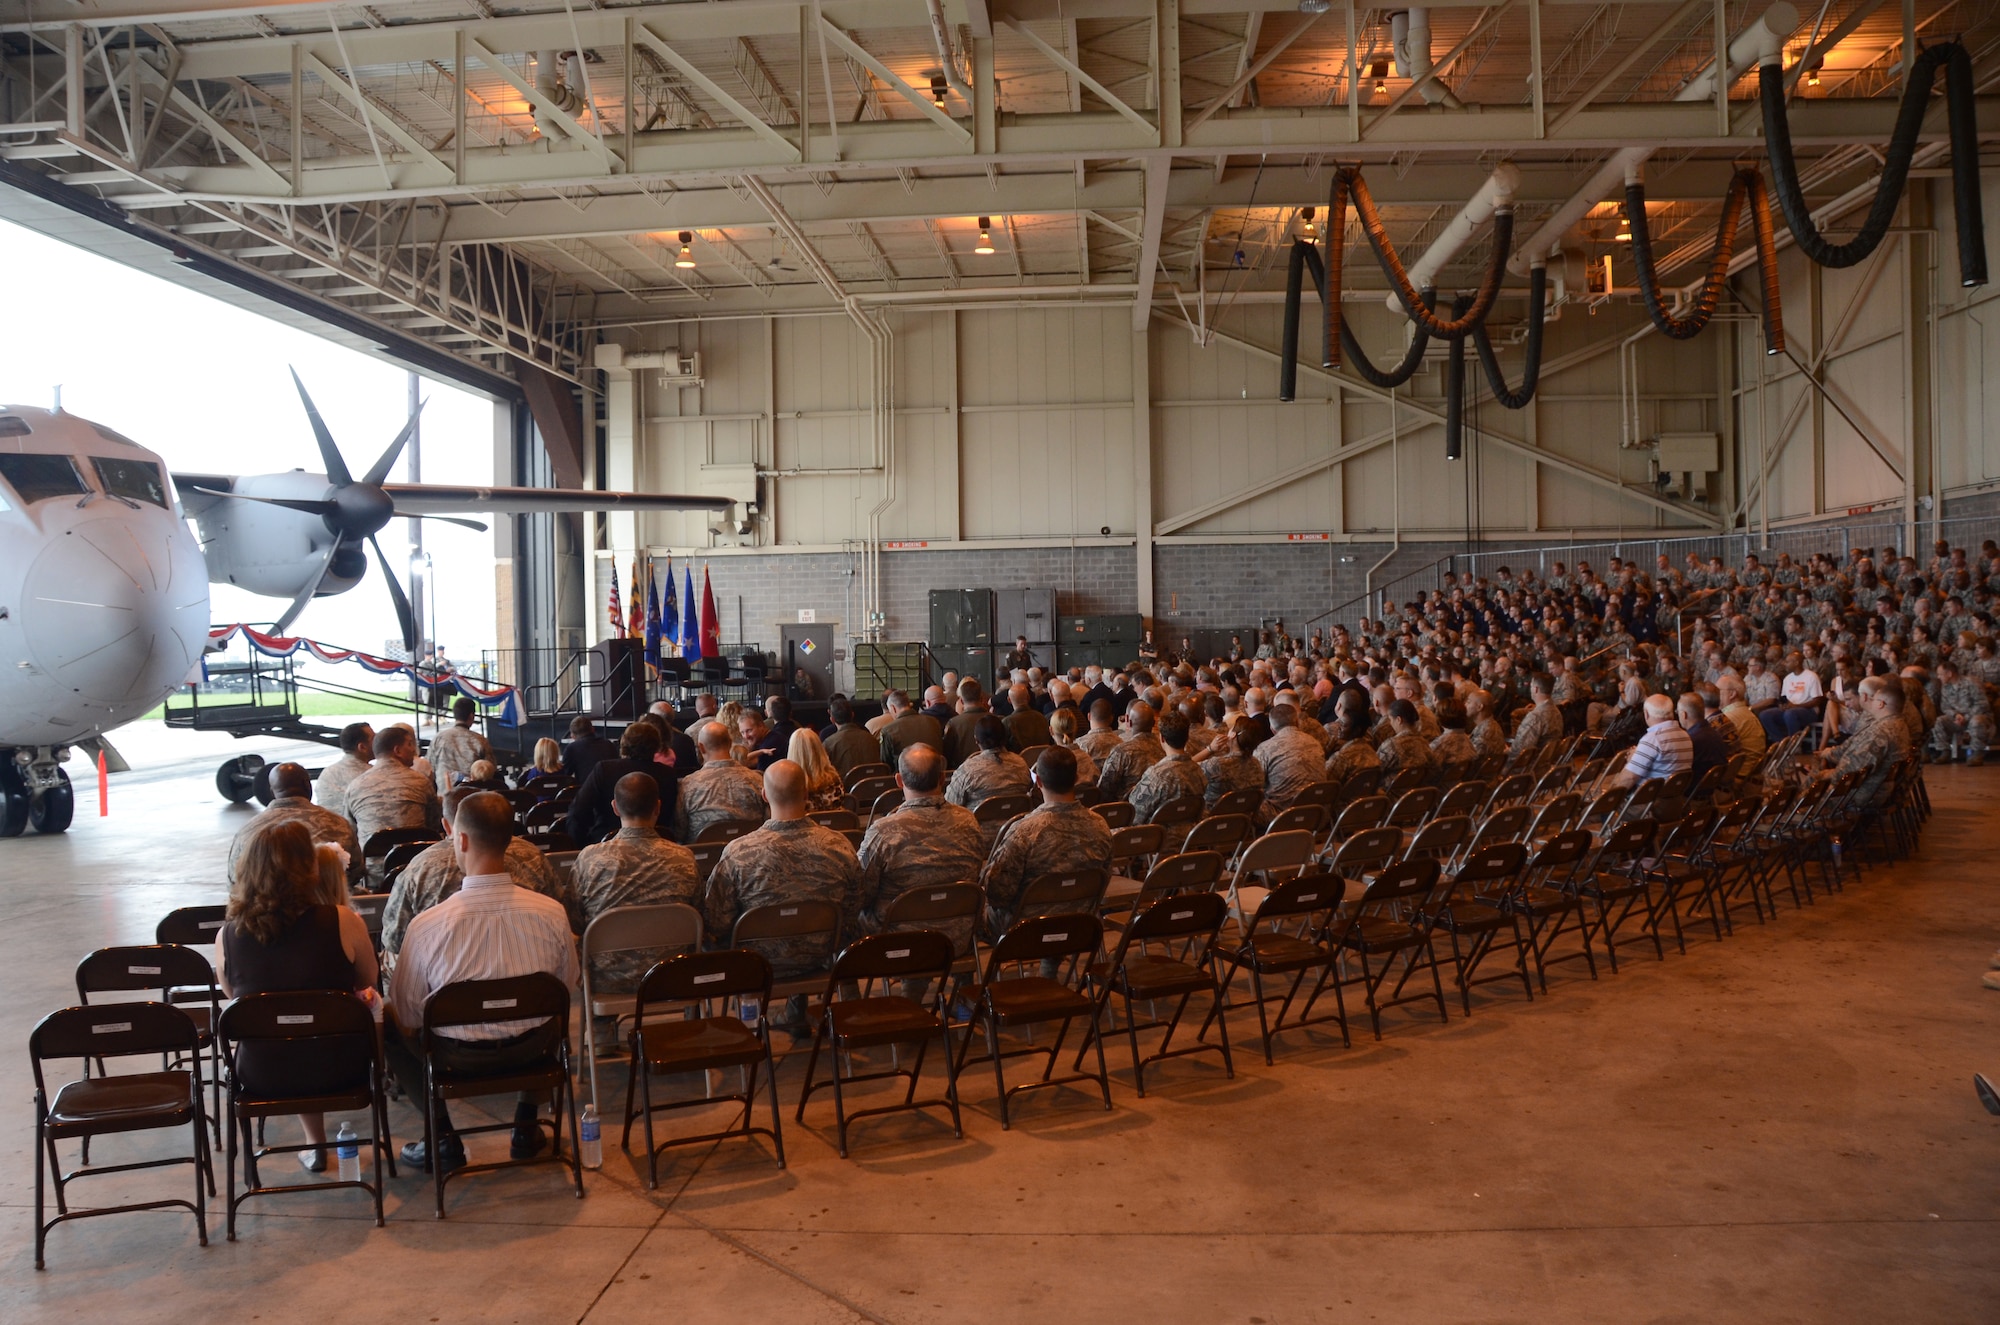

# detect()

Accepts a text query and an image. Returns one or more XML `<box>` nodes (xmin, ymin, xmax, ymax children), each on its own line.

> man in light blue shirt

<box><xmin>1609</xmin><ymin>694</ymin><xmax>1694</xmax><ymax>789</ymax></box>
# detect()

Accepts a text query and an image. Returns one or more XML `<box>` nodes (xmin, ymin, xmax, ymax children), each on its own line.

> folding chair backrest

<box><xmin>218</xmin><ymin>991</ymin><xmax>376</xmax><ymax>1082</ymax></box>
<box><xmin>1660</xmin><ymin>770</ymin><xmax>1699</xmax><ymax>801</ymax></box>
<box><xmin>688</xmin><ymin>842</ymin><xmax>727</xmax><ymax>883</ymax></box>
<box><xmin>1571</xmin><ymin>758</ymin><xmax>1609</xmax><ymax>793</ymax></box>
<box><xmin>1467</xmin><ymin>804</ymin><xmax>1531</xmax><ymax>850</ymax></box>
<box><xmin>349</xmin><ymin>892</ymin><xmax>390</xmax><ymax>940</ymax></box>
<box><xmin>1387</xmin><ymin>786</ymin><xmax>1438</xmax><ymax>828</ymax></box>
<box><xmin>581</xmin><ymin>903</ymin><xmax>702</xmax><ymax>976</ymax></box>
<box><xmin>1527</xmin><ymin>793</ymin><xmax>1583</xmax><ymax>839</ymax></box>
<box><xmin>695</xmin><ymin>817</ymin><xmax>761</xmax><ymax>845</ymax></box>
<box><xmin>156</xmin><ymin>905</ymin><xmax>228</xmax><ymax>947</ymax></box>
<box><xmin>362</xmin><ymin>826</ymin><xmax>432</xmax><ymax>859</ymax></box>
<box><xmin>868</xmin><ymin>787</ymin><xmax>905</xmax><ymax>820</ymax></box>
<box><xmin>1329</xmin><ymin>795</ymin><xmax>1390</xmax><ymax>840</ymax></box>
<box><xmin>1180</xmin><ymin>814</ymin><xmax>1251</xmax><ymax>855</ymax></box>
<box><xmin>976</xmin><ymin>793</ymin><xmax>1036</xmax><ymax>825</ymax></box>
<box><xmin>1017</xmin><ymin>745</ymin><xmax>1053</xmax><ymax>770</ymax></box>
<box><xmin>30</xmin><ymin>1003</ymin><xmax>196</xmax><ymax>1080</ymax></box>
<box><xmin>1138</xmin><ymin>850</ymin><xmax>1225</xmax><ymax>897</ymax></box>
<box><xmin>1210</xmin><ymin>787</ymin><xmax>1265</xmax><ymax>819</ymax></box>
<box><xmin>543</xmin><ymin>851</ymin><xmax>579</xmax><ymax>892</ymax></box>
<box><xmin>1450</xmin><ymin>840</ymin><xmax>1529</xmax><ymax>893</ymax></box>
<box><xmin>1234</xmin><ymin>830</ymin><xmax>1315</xmax><ymax>880</ymax></box>
<box><xmin>848</xmin><ymin>776</ymin><xmax>898</xmax><ymax>813</ymax></box>
<box><xmin>1150</xmin><ymin>794</ymin><xmax>1205</xmax><ymax>829</ymax></box>
<box><xmin>1123</xmin><ymin>891</ymin><xmax>1229</xmax><ymax>945</ymax></box>
<box><xmin>1403</xmin><ymin>814</ymin><xmax>1472</xmax><ymax>861</ymax></box>
<box><xmin>881</xmin><ymin>883</ymin><xmax>984</xmax><ymax>950</ymax></box>
<box><xmin>1109</xmin><ymin>823</ymin><xmax>1167</xmax><ymax>866</ymax></box>
<box><xmin>828</xmin><ymin>931</ymin><xmax>955</xmax><ymax>986</ymax></box>
<box><xmin>423</xmin><ymin>973</ymin><xmax>569</xmax><ymax>1040</ymax></box>
<box><xmin>381</xmin><ymin>840</ymin><xmax>435</xmax><ymax>880</ymax></box>
<box><xmin>1581</xmin><ymin>788</ymin><xmax>1628</xmax><ymax>829</ymax></box>
<box><xmin>1384</xmin><ymin>767</ymin><xmax>1428</xmax><ymax>797</ymax></box>
<box><xmin>1596</xmin><ymin>819</ymin><xmax>1657</xmax><ymax>867</ymax></box>
<box><xmin>989</xmin><ymin>913</ymin><xmax>1105</xmax><ymax>970</ymax></box>
<box><xmin>1095</xmin><ymin>801</ymin><xmax>1137</xmax><ymax>829</ymax></box>
<box><xmin>1267</xmin><ymin>804</ymin><xmax>1327</xmax><ymax>836</ymax></box>
<box><xmin>1528</xmin><ymin>766</ymin><xmax>1571</xmax><ymax>801</ymax></box>
<box><xmin>731</xmin><ymin>901</ymin><xmax>843</xmax><ymax>970</ymax></box>
<box><xmin>808</xmin><ymin>808</ymin><xmax>861</xmax><ymax>830</ymax></box>
<box><xmin>76</xmin><ymin>944</ymin><xmax>214</xmax><ymax>1001</ymax></box>
<box><xmin>1330</xmin><ymin>826</ymin><xmax>1405</xmax><ymax>875</ymax></box>
<box><xmin>1249</xmin><ymin>872</ymin><xmax>1347</xmax><ymax>929</ymax></box>
<box><xmin>1352</xmin><ymin>857</ymin><xmax>1442</xmax><ymax>914</ymax></box>
<box><xmin>1290</xmin><ymin>781</ymin><xmax>1339</xmax><ymax>815</ymax></box>
<box><xmin>1617</xmin><ymin>780</ymin><xmax>1662</xmax><ymax>825</ymax></box>
<box><xmin>636</xmin><ymin>948</ymin><xmax>771</xmax><ymax>1011</ymax></box>
<box><xmin>842</xmin><ymin>763</ymin><xmax>892</xmax><ymax>790</ymax></box>
<box><xmin>1434</xmin><ymin>781</ymin><xmax>1489</xmax><ymax>820</ymax></box>
<box><xmin>1486</xmin><ymin>774</ymin><xmax>1534</xmax><ymax>809</ymax></box>
<box><xmin>1331</xmin><ymin>766</ymin><xmax>1383</xmax><ymax>807</ymax></box>
<box><xmin>1015</xmin><ymin>868</ymin><xmax>1111</xmax><ymax>918</ymax></box>
<box><xmin>1528</xmin><ymin>828</ymin><xmax>1595</xmax><ymax>882</ymax></box>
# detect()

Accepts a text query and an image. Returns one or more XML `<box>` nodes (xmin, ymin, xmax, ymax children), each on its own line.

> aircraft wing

<box><xmin>172</xmin><ymin>472</ymin><xmax>235</xmax><ymax>520</ymax></box>
<box><xmin>382</xmin><ymin>484</ymin><xmax>735</xmax><ymax>515</ymax></box>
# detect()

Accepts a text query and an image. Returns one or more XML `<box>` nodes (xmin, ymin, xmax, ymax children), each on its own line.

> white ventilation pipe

<box><xmin>1390</xmin><ymin>10</ymin><xmax>1464</xmax><ymax>110</ymax></box>
<box><xmin>1507</xmin><ymin>2</ymin><xmax>1799</xmax><ymax>275</ymax></box>
<box><xmin>534</xmin><ymin>48</ymin><xmax>584</xmax><ymax>138</ymax></box>
<box><xmin>923</xmin><ymin>0</ymin><xmax>975</xmax><ymax>106</ymax></box>
<box><xmin>1386</xmin><ymin>161</ymin><xmax>1520</xmax><ymax>310</ymax></box>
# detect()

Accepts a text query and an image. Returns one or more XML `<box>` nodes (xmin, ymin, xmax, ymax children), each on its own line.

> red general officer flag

<box><xmin>699</xmin><ymin>564</ymin><xmax>722</xmax><ymax>659</ymax></box>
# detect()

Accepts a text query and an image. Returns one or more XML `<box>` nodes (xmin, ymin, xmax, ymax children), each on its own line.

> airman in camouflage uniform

<box><xmin>342</xmin><ymin>729</ymin><xmax>443</xmax><ymax>868</ymax></box>
<box><xmin>1129</xmin><ymin>743</ymin><xmax>1206</xmax><ymax>824</ymax></box>
<box><xmin>1200</xmin><ymin>738</ymin><xmax>1266</xmax><ymax>811</ymax></box>
<box><xmin>1095</xmin><ymin>703</ymin><xmax>1167</xmax><ymax>800</ymax></box>
<box><xmin>854</xmin><ymin>748</ymin><xmax>987</xmax><ymax>953</ymax></box>
<box><xmin>313</xmin><ymin>723</ymin><xmax>375</xmax><ymax>815</ymax></box>
<box><xmin>1378</xmin><ymin>726</ymin><xmax>1437</xmax><ymax>779</ymax></box>
<box><xmin>1826</xmin><ymin>689</ymin><xmax>1912</xmax><ymax>806</ymax></box>
<box><xmin>673</xmin><ymin>722</ymin><xmax>769</xmax><ymax>842</ymax></box>
<box><xmin>1255</xmin><ymin>707</ymin><xmax>1326</xmax><ymax>816</ymax></box>
<box><xmin>1430</xmin><ymin>727</ymin><xmax>1476</xmax><ymax>781</ymax></box>
<box><xmin>1508</xmin><ymin>678</ymin><xmax>1564</xmax><ymax>761</ymax></box>
<box><xmin>1323</xmin><ymin>735</ymin><xmax>1380</xmax><ymax>785</ymax></box>
<box><xmin>573</xmin><ymin>819</ymin><xmax>700</xmax><ymax>993</ymax></box>
<box><xmin>979</xmin><ymin>797</ymin><xmax>1113</xmax><ymax>936</ymax></box>
<box><xmin>427</xmin><ymin>699</ymin><xmax>494</xmax><ymax>793</ymax></box>
<box><xmin>944</xmin><ymin>742</ymin><xmax>1032</xmax><ymax>810</ymax></box>
<box><xmin>379</xmin><ymin>834</ymin><xmax>572</xmax><ymax>982</ymax></box>
<box><xmin>702</xmin><ymin>807</ymin><xmax>859</xmax><ymax>979</ymax></box>
<box><xmin>1931</xmin><ymin>661</ymin><xmax>1993</xmax><ymax>764</ymax></box>
<box><xmin>226</xmin><ymin>764</ymin><xmax>361</xmax><ymax>884</ymax></box>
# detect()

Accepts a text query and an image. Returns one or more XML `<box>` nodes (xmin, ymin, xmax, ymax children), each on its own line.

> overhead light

<box><xmin>975</xmin><ymin>216</ymin><xmax>995</xmax><ymax>254</ymax></box>
<box><xmin>675</xmin><ymin>230</ymin><xmax>696</xmax><ymax>267</ymax></box>
<box><xmin>1300</xmin><ymin>206</ymin><xmax>1316</xmax><ymax>235</ymax></box>
<box><xmin>930</xmin><ymin>74</ymin><xmax>949</xmax><ymax>108</ymax></box>
<box><xmin>1370</xmin><ymin>60</ymin><xmax>1389</xmax><ymax>96</ymax></box>
<box><xmin>1805</xmin><ymin>60</ymin><xmax>1822</xmax><ymax>87</ymax></box>
<box><xmin>1615</xmin><ymin>213</ymin><xmax>1631</xmax><ymax>242</ymax></box>
<box><xmin>1298</xmin><ymin>0</ymin><xmax>1330</xmax><ymax>13</ymax></box>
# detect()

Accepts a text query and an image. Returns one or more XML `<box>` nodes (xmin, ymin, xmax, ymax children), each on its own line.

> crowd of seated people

<box><xmin>42</xmin><ymin>536</ymin><xmax>1967</xmax><ymax>1256</ymax></box>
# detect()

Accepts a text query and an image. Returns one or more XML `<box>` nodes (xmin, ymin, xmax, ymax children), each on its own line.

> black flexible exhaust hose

<box><xmin>1761</xmin><ymin>41</ymin><xmax>1987</xmax><ymax>287</ymax></box>
<box><xmin>1322</xmin><ymin>169</ymin><xmax>1348</xmax><ymax>368</ymax></box>
<box><xmin>1444</xmin><ymin>294</ymin><xmax>1474</xmax><ymax>461</ymax></box>
<box><xmin>1281</xmin><ymin>239</ymin><xmax>1307</xmax><ymax>402</ymax></box>
<box><xmin>1303</xmin><ymin>244</ymin><xmax>1436</xmax><ymax>388</ymax></box>
<box><xmin>1469</xmin><ymin>263</ymin><xmax>1547</xmax><ymax>409</ymax></box>
<box><xmin>1625</xmin><ymin>167</ymin><xmax>1787</xmax><ymax>353</ymax></box>
<box><xmin>1345</xmin><ymin>167</ymin><xmax>1514</xmax><ymax>337</ymax></box>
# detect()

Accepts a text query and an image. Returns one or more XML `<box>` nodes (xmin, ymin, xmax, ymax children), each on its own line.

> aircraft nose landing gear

<box><xmin>1</xmin><ymin>750</ymin><xmax>75</xmax><ymax>836</ymax></box>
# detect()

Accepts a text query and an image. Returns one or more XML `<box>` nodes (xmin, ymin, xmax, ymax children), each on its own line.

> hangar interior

<box><xmin>4</xmin><ymin>0</ymin><xmax>1997</xmax><ymax>689</ymax></box>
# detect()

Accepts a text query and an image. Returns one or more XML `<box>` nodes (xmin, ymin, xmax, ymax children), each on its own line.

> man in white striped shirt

<box><xmin>387</xmin><ymin>791</ymin><xmax>579</xmax><ymax>1174</ymax></box>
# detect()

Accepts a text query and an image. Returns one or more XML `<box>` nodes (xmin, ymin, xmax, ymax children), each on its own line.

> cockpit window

<box><xmin>0</xmin><ymin>415</ymin><xmax>30</xmax><ymax>437</ymax></box>
<box><xmin>92</xmin><ymin>456</ymin><xmax>167</xmax><ymax>507</ymax></box>
<box><xmin>0</xmin><ymin>453</ymin><xmax>88</xmax><ymax>504</ymax></box>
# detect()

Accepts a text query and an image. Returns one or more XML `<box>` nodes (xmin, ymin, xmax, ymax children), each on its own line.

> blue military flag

<box><xmin>661</xmin><ymin>555</ymin><xmax>679</xmax><ymax>655</ymax></box>
<box><xmin>680</xmin><ymin>564</ymin><xmax>700</xmax><ymax>662</ymax></box>
<box><xmin>644</xmin><ymin>566</ymin><xmax>662</xmax><ymax>673</ymax></box>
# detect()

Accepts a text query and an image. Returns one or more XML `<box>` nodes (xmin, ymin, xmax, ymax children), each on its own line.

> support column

<box><xmin>1903</xmin><ymin>181</ymin><xmax>1934</xmax><ymax>550</ymax></box>
<box><xmin>492</xmin><ymin>397</ymin><xmax>519</xmax><ymax>681</ymax></box>
<box><xmin>600</xmin><ymin>350</ymin><xmax>638</xmax><ymax>646</ymax></box>
<box><xmin>1133</xmin><ymin>326</ymin><xmax>1155</xmax><ymax>624</ymax></box>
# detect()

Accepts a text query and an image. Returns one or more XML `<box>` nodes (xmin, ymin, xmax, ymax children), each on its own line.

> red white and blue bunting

<box><xmin>205</xmin><ymin>624</ymin><xmax>522</xmax><ymax>724</ymax></box>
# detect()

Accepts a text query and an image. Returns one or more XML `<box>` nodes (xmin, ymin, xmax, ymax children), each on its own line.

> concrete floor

<box><xmin>2</xmin><ymin>730</ymin><xmax>1996</xmax><ymax>1323</ymax></box>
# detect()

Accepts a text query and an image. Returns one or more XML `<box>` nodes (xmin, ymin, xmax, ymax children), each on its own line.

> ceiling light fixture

<box><xmin>675</xmin><ymin>230</ymin><xmax>696</xmax><ymax>267</ymax></box>
<box><xmin>1805</xmin><ymin>60</ymin><xmax>1822</xmax><ymax>87</ymax></box>
<box><xmin>975</xmin><ymin>217</ymin><xmax>996</xmax><ymax>254</ymax></box>
<box><xmin>1300</xmin><ymin>206</ymin><xmax>1316</xmax><ymax>235</ymax></box>
<box><xmin>1370</xmin><ymin>59</ymin><xmax>1389</xmax><ymax>95</ymax></box>
<box><xmin>1615</xmin><ymin>213</ymin><xmax>1631</xmax><ymax>242</ymax></box>
<box><xmin>930</xmin><ymin>74</ymin><xmax>949</xmax><ymax>108</ymax></box>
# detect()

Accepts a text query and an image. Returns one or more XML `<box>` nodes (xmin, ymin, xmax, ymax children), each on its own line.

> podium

<box><xmin>588</xmin><ymin>638</ymin><xmax>646</xmax><ymax>719</ymax></box>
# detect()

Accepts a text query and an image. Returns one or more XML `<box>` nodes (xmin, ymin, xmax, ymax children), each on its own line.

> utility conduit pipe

<box><xmin>1385</xmin><ymin>165</ymin><xmax>1516</xmax><ymax>313</ymax></box>
<box><xmin>1345</xmin><ymin>167</ymin><xmax>1514</xmax><ymax>338</ymax></box>
<box><xmin>923</xmin><ymin>0</ymin><xmax>975</xmax><ymax>105</ymax></box>
<box><xmin>1390</xmin><ymin>10</ymin><xmax>1466</xmax><ymax>109</ymax></box>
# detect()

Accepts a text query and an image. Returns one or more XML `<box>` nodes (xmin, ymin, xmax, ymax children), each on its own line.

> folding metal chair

<box><xmin>1209</xmin><ymin>787</ymin><xmax>1265</xmax><ymax>819</ymax></box>
<box><xmin>1288</xmin><ymin>781</ymin><xmax>1340</xmax><ymax>821</ymax></box>
<box><xmin>1267</xmin><ymin>803</ymin><xmax>1328</xmax><ymax>838</ymax></box>
<box><xmin>1494</xmin><ymin>829</ymin><xmax>1599</xmax><ymax>992</ymax></box>
<box><xmin>808</xmin><ymin>808</ymin><xmax>862</xmax><ymax>830</ymax></box>
<box><xmin>1386</xmin><ymin>786</ymin><xmax>1439</xmax><ymax>829</ymax></box>
<box><xmin>1460</xmin><ymin>804</ymin><xmax>1532</xmax><ymax>859</ymax></box>
<box><xmin>417</xmin><ymin>973</ymin><xmax>583</xmax><ymax>1217</ymax></box>
<box><xmin>1432</xmin><ymin>780</ymin><xmax>1489</xmax><ymax>821</ymax></box>
<box><xmin>1325</xmin><ymin>795</ymin><xmax>1390</xmax><ymax>846</ymax></box>
<box><xmin>880</xmin><ymin>882</ymin><xmax>985</xmax><ymax>992</ymax></box>
<box><xmin>1417</xmin><ymin>841</ymin><xmax>1534</xmax><ymax>1016</ymax></box>
<box><xmin>218</xmin><ymin>991</ymin><xmax>391</xmax><ymax>1238</ymax></box>
<box><xmin>1149</xmin><ymin>794</ymin><xmax>1205</xmax><ymax>831</ymax></box>
<box><xmin>730</xmin><ymin>901</ymin><xmax>843</xmax><ymax>1012</ymax></box>
<box><xmin>1401</xmin><ymin>814</ymin><xmax>1473</xmax><ymax>866</ymax></box>
<box><xmin>1095</xmin><ymin>800</ymin><xmax>1137</xmax><ymax>829</ymax></box>
<box><xmin>1326</xmin><ymin>858</ymin><xmax>1450</xmax><ymax>1040</ymax></box>
<box><xmin>795</xmin><ymin>932</ymin><xmax>964</xmax><ymax>1157</ymax></box>
<box><xmin>695</xmin><ymin>817</ymin><xmax>761</xmax><ymax>845</ymax></box>
<box><xmin>623</xmin><ymin>949</ymin><xmax>783</xmax><ymax>1186</ymax></box>
<box><xmin>1321</xmin><ymin>824</ymin><xmax>1405</xmax><ymax>883</ymax></box>
<box><xmin>1011</xmin><ymin>868</ymin><xmax>1112</xmax><ymax>924</ymax></box>
<box><xmin>842</xmin><ymin>763</ymin><xmax>892</xmax><ymax>790</ymax></box>
<box><xmin>1526</xmin><ymin>792</ymin><xmax>1585</xmax><ymax>842</ymax></box>
<box><xmin>866</xmin><ymin>786</ymin><xmax>905</xmax><ymax>822</ymax></box>
<box><xmin>580</xmin><ymin>903</ymin><xmax>703</xmax><ymax>1108</ymax></box>
<box><xmin>847</xmin><ymin>775</ymin><xmax>898</xmax><ymax>817</ymax></box>
<box><xmin>156</xmin><ymin>905</ymin><xmax>229</xmax><ymax>948</ymax></box>
<box><xmin>1202</xmin><ymin>874</ymin><xmax>1349</xmax><ymax>1062</ymax></box>
<box><xmin>954</xmin><ymin>915</ymin><xmax>1112</xmax><ymax>1128</ymax></box>
<box><xmin>31</xmin><ymin>1002</ymin><xmax>209</xmax><ymax>1269</ymax></box>
<box><xmin>76</xmin><ymin>945</ymin><xmax>222</xmax><ymax>1150</ymax></box>
<box><xmin>1178</xmin><ymin>813</ymin><xmax>1253</xmax><ymax>860</ymax></box>
<box><xmin>1226</xmin><ymin>829</ymin><xmax>1316</xmax><ymax>922</ymax></box>
<box><xmin>348</xmin><ymin>893</ymin><xmax>390</xmax><ymax>950</ymax></box>
<box><xmin>1075</xmin><ymin>893</ymin><xmax>1234</xmax><ymax>1097</ymax></box>
<box><xmin>1568</xmin><ymin>819</ymin><xmax>1662</xmax><ymax>972</ymax></box>
<box><xmin>1102</xmin><ymin>824</ymin><xmax>1169</xmax><ymax>910</ymax></box>
<box><xmin>380</xmin><ymin>839</ymin><xmax>434</xmax><ymax>886</ymax></box>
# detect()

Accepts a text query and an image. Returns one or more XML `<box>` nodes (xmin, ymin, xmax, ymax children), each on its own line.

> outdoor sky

<box><xmin>0</xmin><ymin>219</ymin><xmax>500</xmax><ymax>664</ymax></box>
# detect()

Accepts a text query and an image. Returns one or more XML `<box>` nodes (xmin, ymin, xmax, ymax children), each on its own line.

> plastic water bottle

<box><xmin>579</xmin><ymin>1105</ymin><xmax>602</xmax><ymax>1169</ymax></box>
<box><xmin>740</xmin><ymin>997</ymin><xmax>761</xmax><ymax>1029</ymax></box>
<box><xmin>335</xmin><ymin>1122</ymin><xmax>360</xmax><ymax>1182</ymax></box>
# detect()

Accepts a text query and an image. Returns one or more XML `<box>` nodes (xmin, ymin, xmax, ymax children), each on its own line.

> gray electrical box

<box><xmin>995</xmin><ymin>589</ymin><xmax>1056</xmax><ymax>646</ymax></box>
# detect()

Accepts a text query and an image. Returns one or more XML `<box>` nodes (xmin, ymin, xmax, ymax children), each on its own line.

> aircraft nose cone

<box><xmin>22</xmin><ymin>518</ymin><xmax>211</xmax><ymax>713</ymax></box>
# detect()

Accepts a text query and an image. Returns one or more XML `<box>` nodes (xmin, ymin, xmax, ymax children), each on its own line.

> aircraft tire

<box><xmin>216</xmin><ymin>754</ymin><xmax>264</xmax><ymax>804</ymax></box>
<box><xmin>29</xmin><ymin>770</ymin><xmax>72</xmax><ymax>834</ymax></box>
<box><xmin>0</xmin><ymin>762</ymin><xmax>27</xmax><ymax>838</ymax></box>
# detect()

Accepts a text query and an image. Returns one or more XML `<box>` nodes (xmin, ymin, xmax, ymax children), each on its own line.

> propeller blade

<box><xmin>380</xmin><ymin>483</ymin><xmax>733</xmax><ymax>515</ymax></box>
<box><xmin>189</xmin><ymin>486</ymin><xmax>338</xmax><ymax>518</ymax></box>
<box><xmin>408</xmin><ymin>514</ymin><xmax>489</xmax><ymax>533</ymax></box>
<box><xmin>289</xmin><ymin>367</ymin><xmax>353</xmax><ymax>487</ymax></box>
<box><xmin>369</xmin><ymin>532</ymin><xmax>419</xmax><ymax>657</ymax></box>
<box><xmin>270</xmin><ymin>544</ymin><xmax>338</xmax><ymax>636</ymax></box>
<box><xmin>361</xmin><ymin>398</ymin><xmax>428</xmax><ymax>487</ymax></box>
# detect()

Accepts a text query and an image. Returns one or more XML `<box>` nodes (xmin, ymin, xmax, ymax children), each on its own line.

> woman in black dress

<box><xmin>215</xmin><ymin>820</ymin><xmax>379</xmax><ymax>1173</ymax></box>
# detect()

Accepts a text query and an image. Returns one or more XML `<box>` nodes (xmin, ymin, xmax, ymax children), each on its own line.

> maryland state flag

<box><xmin>628</xmin><ymin>559</ymin><xmax>645</xmax><ymax>640</ymax></box>
<box><xmin>606</xmin><ymin>561</ymin><xmax>623</xmax><ymax>637</ymax></box>
<box><xmin>699</xmin><ymin>564</ymin><xmax>722</xmax><ymax>659</ymax></box>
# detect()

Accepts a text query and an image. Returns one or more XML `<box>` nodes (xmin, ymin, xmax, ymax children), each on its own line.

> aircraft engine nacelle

<box><xmin>188</xmin><ymin>470</ymin><xmax>368</xmax><ymax>606</ymax></box>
